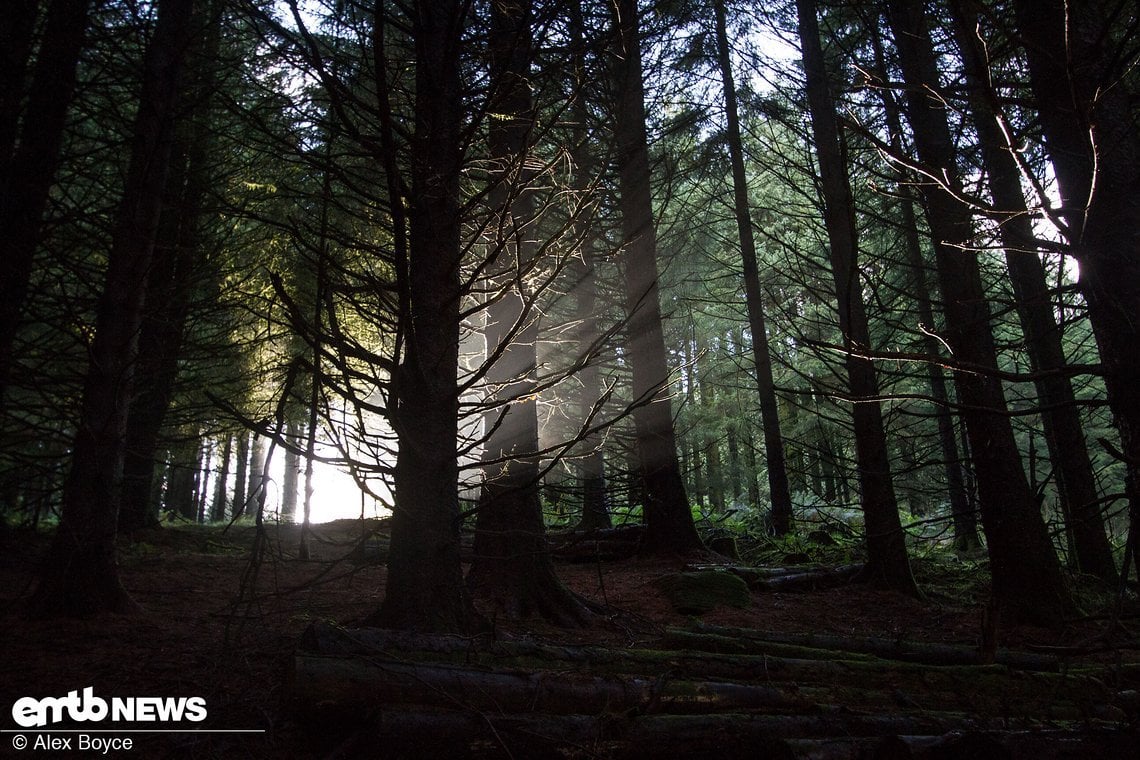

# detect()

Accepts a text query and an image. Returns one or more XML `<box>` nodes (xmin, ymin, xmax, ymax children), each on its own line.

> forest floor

<box><xmin>1</xmin><ymin>518</ymin><xmax>1137</xmax><ymax>758</ymax></box>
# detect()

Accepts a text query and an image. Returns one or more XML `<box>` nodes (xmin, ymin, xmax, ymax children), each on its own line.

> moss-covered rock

<box><xmin>655</xmin><ymin>570</ymin><xmax>751</xmax><ymax>615</ymax></box>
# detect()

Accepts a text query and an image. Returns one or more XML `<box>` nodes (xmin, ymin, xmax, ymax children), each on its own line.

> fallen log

<box><xmin>687</xmin><ymin>563</ymin><xmax>853</xmax><ymax>578</ymax></box>
<box><xmin>547</xmin><ymin>525</ymin><xmax>645</xmax><ymax>563</ymax></box>
<box><xmin>667</xmin><ymin>623</ymin><xmax>1061</xmax><ymax>671</ymax></box>
<box><xmin>290</xmin><ymin>652</ymin><xmax>832</xmax><ymax>719</ymax></box>
<box><xmin>867</xmin><ymin>729</ymin><xmax>1140</xmax><ymax>760</ymax></box>
<box><xmin>299</xmin><ymin>623</ymin><xmax>1080</xmax><ymax>699</ymax></box>
<box><xmin>295</xmin><ymin>624</ymin><xmax>1113</xmax><ymax>721</ymax></box>
<box><xmin>748</xmin><ymin>563</ymin><xmax>863</xmax><ymax>592</ymax></box>
<box><xmin>320</xmin><ymin>707</ymin><xmax>1139</xmax><ymax>759</ymax></box>
<box><xmin>683</xmin><ymin>563</ymin><xmax>865</xmax><ymax>592</ymax></box>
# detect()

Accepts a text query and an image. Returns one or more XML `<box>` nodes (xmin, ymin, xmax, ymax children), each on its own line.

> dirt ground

<box><xmin>0</xmin><ymin>519</ymin><xmax>1134</xmax><ymax>758</ymax></box>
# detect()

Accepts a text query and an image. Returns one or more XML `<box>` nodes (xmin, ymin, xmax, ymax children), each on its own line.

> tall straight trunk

<box><xmin>118</xmin><ymin>156</ymin><xmax>193</xmax><ymax>532</ymax></box>
<box><xmin>704</xmin><ymin>430</ymin><xmax>725</xmax><ymax>513</ymax></box>
<box><xmin>574</xmin><ymin>265</ymin><xmax>611</xmax><ymax>531</ymax></box>
<box><xmin>246</xmin><ymin>433</ymin><xmax>266</xmax><ymax>515</ymax></box>
<box><xmin>28</xmin><ymin>0</ymin><xmax>195</xmax><ymax>617</ymax></box>
<box><xmin>884</xmin><ymin>0</ymin><xmax>1070</xmax><ymax>624</ymax></box>
<box><xmin>1013</xmin><ymin>0</ymin><xmax>1140</xmax><ymax>584</ymax></box>
<box><xmin>696</xmin><ymin>334</ymin><xmax>725</xmax><ymax>513</ymax></box>
<box><xmin>210</xmin><ymin>434</ymin><xmax>232</xmax><ymax>521</ymax></box>
<box><xmin>744</xmin><ymin>419</ymin><xmax>762</xmax><ymax>510</ymax></box>
<box><xmin>300</xmin><ymin>401</ymin><xmax>317</xmax><ymax>555</ymax></box>
<box><xmin>691</xmin><ymin>441</ymin><xmax>705</xmax><ymax>510</ymax></box>
<box><xmin>168</xmin><ymin>436</ymin><xmax>201</xmax><ymax>521</ymax></box>
<box><xmin>796</xmin><ymin>0</ymin><xmax>916</xmax><ymax>594</ymax></box>
<box><xmin>711</xmin><ymin>0</ymin><xmax>793</xmax><ymax>534</ymax></box>
<box><xmin>0</xmin><ymin>0</ymin><xmax>93</xmax><ymax>405</ymax></box>
<box><xmin>119</xmin><ymin>25</ymin><xmax>216</xmax><ymax>532</ymax></box>
<box><xmin>867</xmin><ymin>30</ymin><xmax>979</xmax><ymax>551</ymax></box>
<box><xmin>196</xmin><ymin>438</ymin><xmax>214</xmax><ymax>522</ymax></box>
<box><xmin>232</xmin><ymin>430</ymin><xmax>249</xmax><ymax>519</ymax></box>
<box><xmin>726</xmin><ymin>420</ymin><xmax>742</xmax><ymax>505</ymax></box>
<box><xmin>281</xmin><ymin>418</ymin><xmax>300</xmax><ymax>522</ymax></box>
<box><xmin>612</xmin><ymin>0</ymin><xmax>703</xmax><ymax>554</ymax></box>
<box><xmin>949</xmin><ymin>1</ymin><xmax>1115</xmax><ymax>581</ymax></box>
<box><xmin>376</xmin><ymin>0</ymin><xmax>475</xmax><ymax>632</ymax></box>
<box><xmin>899</xmin><ymin>194</ymin><xmax>981</xmax><ymax>550</ymax></box>
<box><xmin>467</xmin><ymin>0</ymin><xmax>592</xmax><ymax>626</ymax></box>
<box><xmin>300</xmin><ymin>161</ymin><xmax>332</xmax><ymax>561</ymax></box>
<box><xmin>568</xmin><ymin>0</ymin><xmax>610</xmax><ymax>532</ymax></box>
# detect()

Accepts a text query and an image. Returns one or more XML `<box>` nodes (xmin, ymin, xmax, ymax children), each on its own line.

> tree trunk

<box><xmin>0</xmin><ymin>0</ymin><xmax>39</xmax><ymax>165</ymax></box>
<box><xmin>210</xmin><ymin>434</ymin><xmax>232</xmax><ymax>522</ymax></box>
<box><xmin>0</xmin><ymin>0</ymin><xmax>93</xmax><ymax>406</ymax></box>
<box><xmin>118</xmin><ymin>145</ymin><xmax>196</xmax><ymax>532</ymax></box>
<box><xmin>246</xmin><ymin>433</ymin><xmax>266</xmax><ymax>515</ymax></box>
<box><xmin>726</xmin><ymin>419</ymin><xmax>742</xmax><ymax>505</ymax></box>
<box><xmin>797</xmin><ymin>0</ymin><xmax>916</xmax><ymax>595</ymax></box>
<box><xmin>467</xmin><ymin>0</ymin><xmax>594</xmax><ymax>627</ymax></box>
<box><xmin>165</xmin><ymin>436</ymin><xmax>200</xmax><ymax>521</ymax></box>
<box><xmin>374</xmin><ymin>0</ymin><xmax>476</xmax><ymax>632</ymax></box>
<box><xmin>949</xmin><ymin>1</ymin><xmax>1116</xmax><ymax>582</ymax></box>
<box><xmin>658</xmin><ymin>623</ymin><xmax>1063</xmax><ymax>671</ymax></box>
<box><xmin>866</xmin><ymin>29</ymin><xmax>980</xmax><ymax>552</ymax></box>
<box><xmin>568</xmin><ymin>0</ymin><xmax>611</xmax><ymax>533</ymax></box>
<box><xmin>120</xmin><ymin>0</ymin><xmax>217</xmax><ymax>535</ymax></box>
<box><xmin>1013</xmin><ymin>0</ymin><xmax>1140</xmax><ymax>586</ymax></box>
<box><xmin>610</xmin><ymin>0</ymin><xmax>703</xmax><ymax>555</ymax></box>
<box><xmin>697</xmin><ymin>343</ymin><xmax>726</xmax><ymax>513</ymax></box>
<box><xmin>196</xmin><ymin>437</ymin><xmax>214</xmax><ymax>522</ymax></box>
<box><xmin>281</xmin><ymin>418</ymin><xmax>300</xmax><ymax>522</ymax></box>
<box><xmin>712</xmin><ymin>0</ymin><xmax>794</xmax><ymax>535</ymax></box>
<box><xmin>28</xmin><ymin>0</ymin><xmax>196</xmax><ymax>617</ymax></box>
<box><xmin>900</xmin><ymin>191</ymin><xmax>980</xmax><ymax>551</ymax></box>
<box><xmin>884</xmin><ymin>0</ymin><xmax>1071</xmax><ymax>625</ymax></box>
<box><xmin>232</xmin><ymin>430</ymin><xmax>249</xmax><ymax>519</ymax></box>
<box><xmin>743</xmin><ymin>419</ymin><xmax>762</xmax><ymax>510</ymax></box>
<box><xmin>289</xmin><ymin>622</ymin><xmax>1122</xmax><ymax>756</ymax></box>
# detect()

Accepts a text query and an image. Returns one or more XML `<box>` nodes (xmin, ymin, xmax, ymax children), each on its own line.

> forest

<box><xmin>2</xmin><ymin>0</ymin><xmax>1140</xmax><ymax>756</ymax></box>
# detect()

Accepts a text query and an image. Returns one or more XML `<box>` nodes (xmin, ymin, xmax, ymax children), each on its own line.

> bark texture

<box><xmin>884</xmin><ymin>0</ymin><xmax>1071</xmax><ymax>625</ymax></box>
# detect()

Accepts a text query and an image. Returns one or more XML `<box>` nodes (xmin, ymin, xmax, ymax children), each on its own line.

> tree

<box><xmin>467</xmin><ymin>0</ymin><xmax>596</xmax><ymax>625</ymax></box>
<box><xmin>120</xmin><ymin>0</ymin><xmax>221</xmax><ymax>533</ymax></box>
<box><xmin>948</xmin><ymin>0</ymin><xmax>1115</xmax><ymax>581</ymax></box>
<box><xmin>0</xmin><ymin>0</ymin><xmax>39</xmax><ymax>164</ymax></box>
<box><xmin>712</xmin><ymin>0</ymin><xmax>794</xmax><ymax>535</ymax></box>
<box><xmin>611</xmin><ymin>0</ymin><xmax>704</xmax><ymax>554</ymax></box>
<box><xmin>864</xmin><ymin>27</ymin><xmax>980</xmax><ymax>552</ymax></box>
<box><xmin>567</xmin><ymin>0</ymin><xmax>612</xmax><ymax>532</ymax></box>
<box><xmin>1012</xmin><ymin>0</ymin><xmax>1140</xmax><ymax>584</ymax></box>
<box><xmin>796</xmin><ymin>0</ymin><xmax>916</xmax><ymax>594</ymax></box>
<box><xmin>883</xmin><ymin>0</ymin><xmax>1071</xmax><ymax>624</ymax></box>
<box><xmin>374</xmin><ymin>0</ymin><xmax>477</xmax><ymax>632</ymax></box>
<box><xmin>0</xmin><ymin>0</ymin><xmax>94</xmax><ymax>406</ymax></box>
<box><xmin>29</xmin><ymin>0</ymin><xmax>198</xmax><ymax>617</ymax></box>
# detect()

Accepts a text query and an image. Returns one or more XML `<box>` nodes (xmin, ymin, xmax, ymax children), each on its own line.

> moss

<box><xmin>654</xmin><ymin>570</ymin><xmax>751</xmax><ymax>615</ymax></box>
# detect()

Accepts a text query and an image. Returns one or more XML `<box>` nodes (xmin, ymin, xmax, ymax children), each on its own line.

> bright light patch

<box><xmin>300</xmin><ymin>457</ymin><xmax>390</xmax><ymax>524</ymax></box>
